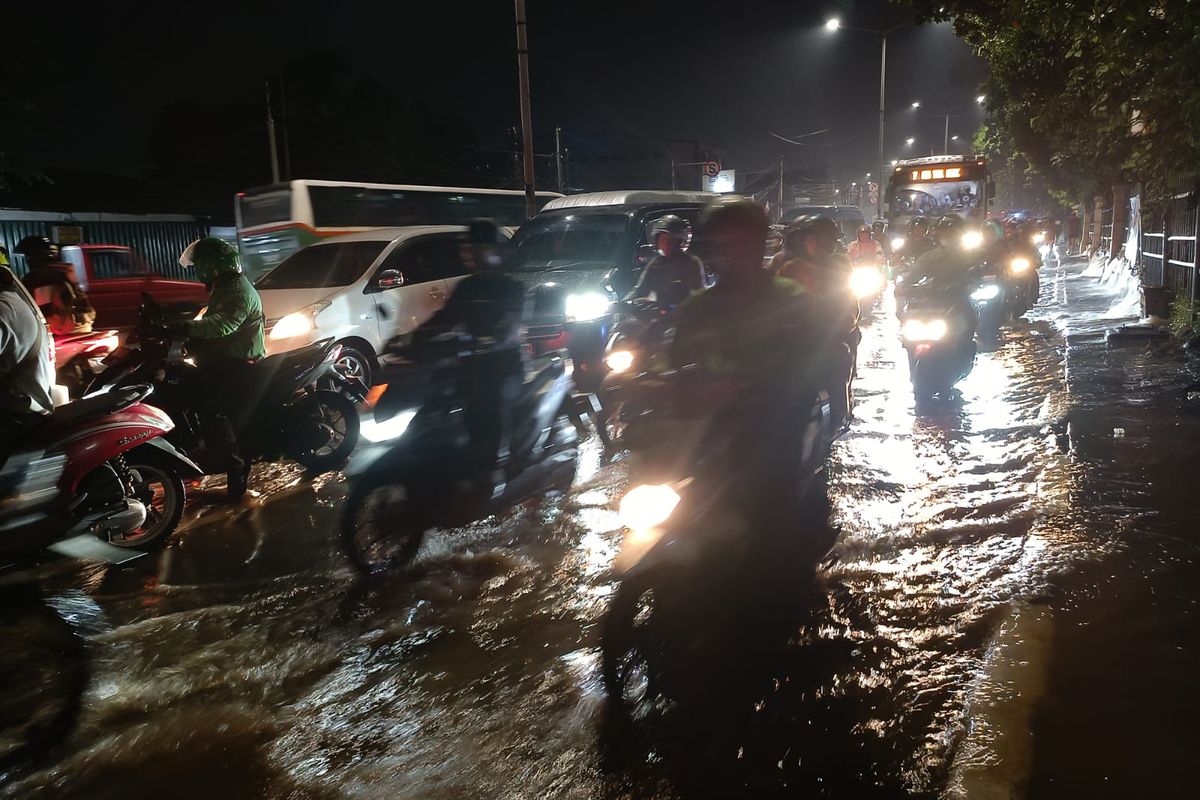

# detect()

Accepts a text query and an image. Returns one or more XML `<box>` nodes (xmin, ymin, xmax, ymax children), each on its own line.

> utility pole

<box><xmin>877</xmin><ymin>35</ymin><xmax>886</xmax><ymax>221</ymax></box>
<box><xmin>943</xmin><ymin>113</ymin><xmax>950</xmax><ymax>155</ymax></box>
<box><xmin>670</xmin><ymin>157</ymin><xmax>676</xmax><ymax>190</ymax></box>
<box><xmin>264</xmin><ymin>81</ymin><xmax>280</xmax><ymax>184</ymax></box>
<box><xmin>554</xmin><ymin>126</ymin><xmax>564</xmax><ymax>193</ymax></box>
<box><xmin>513</xmin><ymin>0</ymin><xmax>537</xmax><ymax>217</ymax></box>
<box><xmin>279</xmin><ymin>75</ymin><xmax>291</xmax><ymax>181</ymax></box>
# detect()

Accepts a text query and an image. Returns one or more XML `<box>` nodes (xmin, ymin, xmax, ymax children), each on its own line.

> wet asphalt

<box><xmin>5</xmin><ymin>255</ymin><xmax>1200</xmax><ymax>799</ymax></box>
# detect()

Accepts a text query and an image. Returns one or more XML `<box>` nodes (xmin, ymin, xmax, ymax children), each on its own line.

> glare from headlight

<box><xmin>891</xmin><ymin>237</ymin><xmax>906</xmax><ymax>250</ymax></box>
<box><xmin>971</xmin><ymin>284</ymin><xmax>1001</xmax><ymax>301</ymax></box>
<box><xmin>850</xmin><ymin>266</ymin><xmax>884</xmax><ymax>299</ymax></box>
<box><xmin>605</xmin><ymin>349</ymin><xmax>635</xmax><ymax>373</ymax></box>
<box><xmin>1032</xmin><ymin>232</ymin><xmax>1046</xmax><ymax>244</ymax></box>
<box><xmin>565</xmin><ymin>292</ymin><xmax>612</xmax><ymax>322</ymax></box>
<box><xmin>619</xmin><ymin>484</ymin><xmax>680</xmax><ymax>531</ymax></box>
<box><xmin>270</xmin><ymin>310</ymin><xmax>316</xmax><ymax>340</ymax></box>
<box><xmin>360</xmin><ymin>410</ymin><xmax>417</xmax><ymax>443</ymax></box>
<box><xmin>902</xmin><ymin>317</ymin><xmax>948</xmax><ymax>342</ymax></box>
<box><xmin>961</xmin><ymin>230</ymin><xmax>984</xmax><ymax>250</ymax></box>
<box><xmin>1010</xmin><ymin>257</ymin><xmax>1032</xmax><ymax>274</ymax></box>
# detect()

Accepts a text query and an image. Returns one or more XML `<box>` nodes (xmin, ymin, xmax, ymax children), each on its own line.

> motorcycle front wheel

<box><xmin>0</xmin><ymin>587</ymin><xmax>89</xmax><ymax>773</ymax></box>
<box><xmin>340</xmin><ymin>482</ymin><xmax>428</xmax><ymax>577</ymax></box>
<box><xmin>601</xmin><ymin>577</ymin><xmax>664</xmax><ymax>707</ymax></box>
<box><xmin>289</xmin><ymin>391</ymin><xmax>360</xmax><ymax>473</ymax></box>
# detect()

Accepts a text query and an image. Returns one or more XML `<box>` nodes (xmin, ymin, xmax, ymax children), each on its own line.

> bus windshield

<box><xmin>892</xmin><ymin>180</ymin><xmax>983</xmax><ymax>219</ymax></box>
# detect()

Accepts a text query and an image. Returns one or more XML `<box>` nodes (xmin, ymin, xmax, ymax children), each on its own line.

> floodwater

<box><xmin>5</xmin><ymin>256</ymin><xmax>1199</xmax><ymax>799</ymax></box>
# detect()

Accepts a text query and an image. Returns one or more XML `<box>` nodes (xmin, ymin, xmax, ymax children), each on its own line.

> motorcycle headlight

<box><xmin>605</xmin><ymin>348</ymin><xmax>635</xmax><ymax>374</ymax></box>
<box><xmin>269</xmin><ymin>301</ymin><xmax>330</xmax><ymax>341</ymax></box>
<box><xmin>901</xmin><ymin>317</ymin><xmax>948</xmax><ymax>342</ymax></box>
<box><xmin>619</xmin><ymin>484</ymin><xmax>680</xmax><ymax>532</ymax></box>
<box><xmin>1010</xmin><ymin>257</ymin><xmax>1032</xmax><ymax>274</ymax></box>
<box><xmin>850</xmin><ymin>266</ymin><xmax>884</xmax><ymax>299</ymax></box>
<box><xmin>891</xmin><ymin>236</ymin><xmax>906</xmax><ymax>251</ymax></box>
<box><xmin>360</xmin><ymin>409</ymin><xmax>417</xmax><ymax>443</ymax></box>
<box><xmin>565</xmin><ymin>292</ymin><xmax>612</xmax><ymax>323</ymax></box>
<box><xmin>1032</xmin><ymin>232</ymin><xmax>1046</xmax><ymax>244</ymax></box>
<box><xmin>961</xmin><ymin>230</ymin><xmax>984</xmax><ymax>250</ymax></box>
<box><xmin>971</xmin><ymin>284</ymin><xmax>1001</xmax><ymax>301</ymax></box>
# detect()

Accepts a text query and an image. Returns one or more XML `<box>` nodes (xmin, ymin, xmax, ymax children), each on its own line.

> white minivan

<box><xmin>256</xmin><ymin>226</ymin><xmax>503</xmax><ymax>385</ymax></box>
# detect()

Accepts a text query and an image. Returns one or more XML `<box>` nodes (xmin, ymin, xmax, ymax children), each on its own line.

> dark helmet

<box><xmin>871</xmin><ymin>219</ymin><xmax>886</xmax><ymax>233</ymax></box>
<box><xmin>180</xmin><ymin>237</ymin><xmax>240</xmax><ymax>283</ymax></box>
<box><xmin>908</xmin><ymin>217</ymin><xmax>931</xmax><ymax>236</ymax></box>
<box><xmin>468</xmin><ymin>218</ymin><xmax>507</xmax><ymax>245</ymax></box>
<box><xmin>936</xmin><ymin>215</ymin><xmax>964</xmax><ymax>231</ymax></box>
<box><xmin>650</xmin><ymin>214</ymin><xmax>690</xmax><ymax>240</ymax></box>
<box><xmin>15</xmin><ymin>235</ymin><xmax>54</xmax><ymax>260</ymax></box>
<box><xmin>694</xmin><ymin>196</ymin><xmax>768</xmax><ymax>278</ymax></box>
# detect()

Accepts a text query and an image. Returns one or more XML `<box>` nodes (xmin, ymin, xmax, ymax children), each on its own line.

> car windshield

<box><xmin>255</xmin><ymin>241</ymin><xmax>386</xmax><ymax>290</ymax></box>
<box><xmin>510</xmin><ymin>213</ymin><xmax>628</xmax><ymax>268</ymax></box>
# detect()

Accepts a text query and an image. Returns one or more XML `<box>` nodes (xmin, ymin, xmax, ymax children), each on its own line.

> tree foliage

<box><xmin>900</xmin><ymin>0</ymin><xmax>1200</xmax><ymax>209</ymax></box>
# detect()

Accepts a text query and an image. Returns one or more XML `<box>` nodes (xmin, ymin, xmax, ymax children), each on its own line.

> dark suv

<box><xmin>507</xmin><ymin>191</ymin><xmax>714</xmax><ymax>393</ymax></box>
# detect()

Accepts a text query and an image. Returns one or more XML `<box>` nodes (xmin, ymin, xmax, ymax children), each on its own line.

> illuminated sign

<box><xmin>910</xmin><ymin>166</ymin><xmax>965</xmax><ymax>181</ymax></box>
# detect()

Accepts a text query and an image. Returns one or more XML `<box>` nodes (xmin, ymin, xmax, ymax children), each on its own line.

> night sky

<box><xmin>13</xmin><ymin>0</ymin><xmax>986</xmax><ymax>194</ymax></box>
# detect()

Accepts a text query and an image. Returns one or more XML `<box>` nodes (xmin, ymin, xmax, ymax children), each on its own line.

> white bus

<box><xmin>235</xmin><ymin>179</ymin><xmax>563</xmax><ymax>278</ymax></box>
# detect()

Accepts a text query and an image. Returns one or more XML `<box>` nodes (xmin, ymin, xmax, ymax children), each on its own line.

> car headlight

<box><xmin>565</xmin><ymin>292</ymin><xmax>612</xmax><ymax>323</ymax></box>
<box><xmin>360</xmin><ymin>409</ymin><xmax>417</xmax><ymax>443</ymax></box>
<box><xmin>269</xmin><ymin>301</ymin><xmax>330</xmax><ymax>341</ymax></box>
<box><xmin>1010</xmin><ymin>256</ymin><xmax>1032</xmax><ymax>274</ymax></box>
<box><xmin>619</xmin><ymin>483</ymin><xmax>680</xmax><ymax>532</ymax></box>
<box><xmin>850</xmin><ymin>266</ymin><xmax>884</xmax><ymax>299</ymax></box>
<box><xmin>891</xmin><ymin>236</ymin><xmax>906</xmax><ymax>251</ymax></box>
<box><xmin>971</xmin><ymin>284</ymin><xmax>1001</xmax><ymax>301</ymax></box>
<box><xmin>961</xmin><ymin>230</ymin><xmax>984</xmax><ymax>250</ymax></box>
<box><xmin>605</xmin><ymin>348</ymin><xmax>635</xmax><ymax>373</ymax></box>
<box><xmin>901</xmin><ymin>317</ymin><xmax>948</xmax><ymax>342</ymax></box>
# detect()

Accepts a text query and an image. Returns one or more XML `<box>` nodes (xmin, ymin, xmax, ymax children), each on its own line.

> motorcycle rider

<box><xmin>847</xmin><ymin>224</ymin><xmax>885</xmax><ymax>263</ymax></box>
<box><xmin>16</xmin><ymin>236</ymin><xmax>95</xmax><ymax>335</ymax></box>
<box><xmin>871</xmin><ymin>220</ymin><xmax>892</xmax><ymax>261</ymax></box>
<box><xmin>628</xmin><ymin>215</ymin><xmax>707</xmax><ymax>302</ymax></box>
<box><xmin>900</xmin><ymin>217</ymin><xmax>937</xmax><ymax>261</ymax></box>
<box><xmin>0</xmin><ymin>250</ymin><xmax>56</xmax><ymax>458</ymax></box>
<box><xmin>174</xmin><ymin>237</ymin><xmax>266</xmax><ymax>499</ymax></box>
<box><xmin>411</xmin><ymin>219</ymin><xmax>527</xmax><ymax>484</ymax></box>
<box><xmin>909</xmin><ymin>216</ymin><xmax>978</xmax><ymax>286</ymax></box>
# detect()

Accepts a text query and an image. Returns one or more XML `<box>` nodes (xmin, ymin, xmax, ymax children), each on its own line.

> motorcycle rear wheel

<box><xmin>109</xmin><ymin>452</ymin><xmax>185</xmax><ymax>549</ymax></box>
<box><xmin>601</xmin><ymin>579</ymin><xmax>662</xmax><ymax>706</ymax></box>
<box><xmin>290</xmin><ymin>391</ymin><xmax>360</xmax><ymax>473</ymax></box>
<box><xmin>340</xmin><ymin>483</ymin><xmax>428</xmax><ymax>577</ymax></box>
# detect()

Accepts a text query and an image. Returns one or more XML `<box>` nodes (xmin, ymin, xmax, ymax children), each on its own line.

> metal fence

<box><xmin>0</xmin><ymin>215</ymin><xmax>210</xmax><ymax>280</ymax></box>
<box><xmin>1140</xmin><ymin>190</ymin><xmax>1200</xmax><ymax>301</ymax></box>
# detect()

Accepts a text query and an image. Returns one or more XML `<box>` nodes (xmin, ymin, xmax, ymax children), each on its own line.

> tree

<box><xmin>900</xmin><ymin>0</ymin><xmax>1200</xmax><ymax>209</ymax></box>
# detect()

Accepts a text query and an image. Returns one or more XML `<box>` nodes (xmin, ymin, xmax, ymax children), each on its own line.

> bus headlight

<box><xmin>565</xmin><ymin>292</ymin><xmax>612</xmax><ymax>323</ymax></box>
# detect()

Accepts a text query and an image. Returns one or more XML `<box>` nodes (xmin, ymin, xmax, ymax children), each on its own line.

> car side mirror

<box><xmin>376</xmin><ymin>269</ymin><xmax>404</xmax><ymax>290</ymax></box>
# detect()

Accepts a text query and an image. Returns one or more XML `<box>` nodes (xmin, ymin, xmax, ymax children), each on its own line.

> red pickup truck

<box><xmin>60</xmin><ymin>244</ymin><xmax>208</xmax><ymax>328</ymax></box>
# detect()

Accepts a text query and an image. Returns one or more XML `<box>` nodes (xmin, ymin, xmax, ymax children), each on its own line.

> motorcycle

<box><xmin>7</xmin><ymin>383</ymin><xmax>200</xmax><ymax>551</ymax></box>
<box><xmin>88</xmin><ymin>295</ymin><xmax>364</xmax><ymax>485</ymax></box>
<box><xmin>600</xmin><ymin>366</ymin><xmax>839</xmax><ymax>705</ymax></box>
<box><xmin>595</xmin><ymin>286</ymin><xmax>688</xmax><ymax>447</ymax></box>
<box><xmin>54</xmin><ymin>329</ymin><xmax>119</xmax><ymax>398</ymax></box>
<box><xmin>899</xmin><ymin>278</ymin><xmax>977</xmax><ymax>403</ymax></box>
<box><xmin>970</xmin><ymin>267</ymin><xmax>1007</xmax><ymax>346</ymax></box>
<box><xmin>849</xmin><ymin>257</ymin><xmax>887</xmax><ymax>310</ymax></box>
<box><xmin>340</xmin><ymin>337</ymin><xmax>578</xmax><ymax>576</ymax></box>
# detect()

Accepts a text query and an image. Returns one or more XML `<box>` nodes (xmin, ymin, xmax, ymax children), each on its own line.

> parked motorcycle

<box><xmin>54</xmin><ymin>329</ymin><xmax>119</xmax><ymax>398</ymax></box>
<box><xmin>340</xmin><ymin>338</ymin><xmax>578</xmax><ymax>576</ymax></box>
<box><xmin>600</xmin><ymin>367</ymin><xmax>839</xmax><ymax>704</ymax></box>
<box><xmin>900</xmin><ymin>278</ymin><xmax>977</xmax><ymax>403</ymax></box>
<box><xmin>88</xmin><ymin>295</ymin><xmax>364</xmax><ymax>485</ymax></box>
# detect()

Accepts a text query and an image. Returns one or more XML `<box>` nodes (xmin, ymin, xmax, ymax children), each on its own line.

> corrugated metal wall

<box><xmin>1</xmin><ymin>218</ymin><xmax>210</xmax><ymax>279</ymax></box>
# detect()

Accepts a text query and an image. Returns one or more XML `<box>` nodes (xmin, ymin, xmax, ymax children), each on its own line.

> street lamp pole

<box><xmin>877</xmin><ymin>35</ymin><xmax>886</xmax><ymax>221</ymax></box>
<box><xmin>514</xmin><ymin>0</ymin><xmax>537</xmax><ymax>218</ymax></box>
<box><xmin>943</xmin><ymin>113</ymin><xmax>950</xmax><ymax>155</ymax></box>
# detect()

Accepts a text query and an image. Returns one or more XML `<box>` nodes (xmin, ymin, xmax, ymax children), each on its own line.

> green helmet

<box><xmin>180</xmin><ymin>237</ymin><xmax>240</xmax><ymax>282</ymax></box>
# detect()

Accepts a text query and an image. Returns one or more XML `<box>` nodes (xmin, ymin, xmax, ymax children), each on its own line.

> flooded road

<box><xmin>7</xmin><ymin>256</ymin><xmax>1200</xmax><ymax>799</ymax></box>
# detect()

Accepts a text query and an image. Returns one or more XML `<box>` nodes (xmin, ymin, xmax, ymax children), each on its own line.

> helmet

<box><xmin>468</xmin><ymin>218</ymin><xmax>507</xmax><ymax>245</ymax></box>
<box><xmin>871</xmin><ymin>219</ymin><xmax>886</xmax><ymax>232</ymax></box>
<box><xmin>936</xmin><ymin>215</ymin><xmax>964</xmax><ymax>231</ymax></box>
<box><xmin>15</xmin><ymin>235</ymin><xmax>54</xmax><ymax>260</ymax></box>
<box><xmin>649</xmin><ymin>214</ymin><xmax>691</xmax><ymax>256</ymax></box>
<box><xmin>694</xmin><ymin>196</ymin><xmax>768</xmax><ymax>280</ymax></box>
<box><xmin>908</xmin><ymin>217</ymin><xmax>931</xmax><ymax>236</ymax></box>
<box><xmin>0</xmin><ymin>245</ymin><xmax>9</xmax><ymax>269</ymax></box>
<box><xmin>180</xmin><ymin>237</ymin><xmax>240</xmax><ymax>282</ymax></box>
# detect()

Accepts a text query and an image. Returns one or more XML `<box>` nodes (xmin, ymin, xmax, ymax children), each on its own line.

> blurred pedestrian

<box><xmin>1066</xmin><ymin>210</ymin><xmax>1083</xmax><ymax>255</ymax></box>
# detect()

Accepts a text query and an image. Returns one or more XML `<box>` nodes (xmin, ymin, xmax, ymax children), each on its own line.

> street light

<box><xmin>951</xmin><ymin>134</ymin><xmax>959</xmax><ymax>141</ymax></box>
<box><xmin>823</xmin><ymin>15</ymin><xmax>912</xmax><ymax>221</ymax></box>
<box><xmin>911</xmin><ymin>101</ymin><xmax>921</xmax><ymax>109</ymax></box>
<box><xmin>905</xmin><ymin>137</ymin><xmax>915</xmax><ymax>146</ymax></box>
<box><xmin>976</xmin><ymin>94</ymin><xmax>986</xmax><ymax>104</ymax></box>
<box><xmin>891</xmin><ymin>159</ymin><xmax>899</xmax><ymax>166</ymax></box>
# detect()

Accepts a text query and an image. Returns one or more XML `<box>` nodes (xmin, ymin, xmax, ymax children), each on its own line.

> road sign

<box><xmin>702</xmin><ymin>161</ymin><xmax>721</xmax><ymax>178</ymax></box>
<box><xmin>702</xmin><ymin>169</ymin><xmax>736</xmax><ymax>194</ymax></box>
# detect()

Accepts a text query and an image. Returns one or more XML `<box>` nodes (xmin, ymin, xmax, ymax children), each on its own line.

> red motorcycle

<box><xmin>9</xmin><ymin>384</ymin><xmax>201</xmax><ymax>552</ymax></box>
<box><xmin>53</xmin><ymin>329</ymin><xmax>120</xmax><ymax>398</ymax></box>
